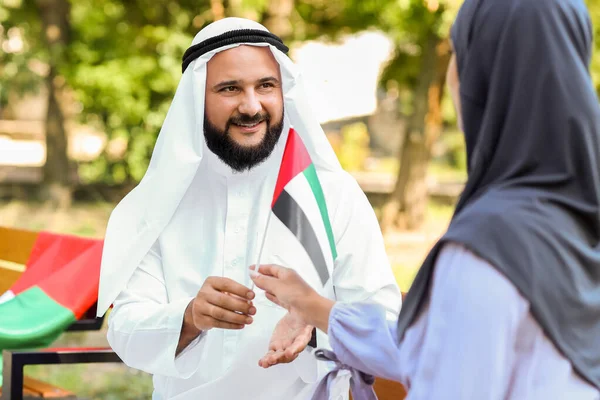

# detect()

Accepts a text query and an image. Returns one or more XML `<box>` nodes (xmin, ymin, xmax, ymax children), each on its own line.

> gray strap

<box><xmin>311</xmin><ymin>349</ymin><xmax>378</xmax><ymax>400</ymax></box>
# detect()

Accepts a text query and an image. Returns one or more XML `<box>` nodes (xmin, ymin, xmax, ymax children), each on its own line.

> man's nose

<box><xmin>238</xmin><ymin>91</ymin><xmax>262</xmax><ymax>116</ymax></box>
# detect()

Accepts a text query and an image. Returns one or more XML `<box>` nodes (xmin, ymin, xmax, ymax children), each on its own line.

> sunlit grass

<box><xmin>25</xmin><ymin>364</ymin><xmax>153</xmax><ymax>400</ymax></box>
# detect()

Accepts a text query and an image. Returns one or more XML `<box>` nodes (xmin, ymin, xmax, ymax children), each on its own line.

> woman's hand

<box><xmin>258</xmin><ymin>311</ymin><xmax>313</xmax><ymax>368</ymax></box>
<box><xmin>250</xmin><ymin>264</ymin><xmax>334</xmax><ymax>332</ymax></box>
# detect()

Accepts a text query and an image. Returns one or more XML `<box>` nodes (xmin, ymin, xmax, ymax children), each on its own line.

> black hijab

<box><xmin>396</xmin><ymin>0</ymin><xmax>600</xmax><ymax>388</ymax></box>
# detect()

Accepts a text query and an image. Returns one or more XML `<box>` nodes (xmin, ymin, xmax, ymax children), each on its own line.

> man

<box><xmin>250</xmin><ymin>0</ymin><xmax>600</xmax><ymax>398</ymax></box>
<box><xmin>96</xmin><ymin>17</ymin><xmax>401</xmax><ymax>400</ymax></box>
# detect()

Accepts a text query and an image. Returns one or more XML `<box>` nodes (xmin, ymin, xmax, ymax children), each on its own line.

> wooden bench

<box><xmin>0</xmin><ymin>226</ymin><xmax>121</xmax><ymax>400</ymax></box>
<box><xmin>373</xmin><ymin>378</ymin><xmax>407</xmax><ymax>399</ymax></box>
<box><xmin>0</xmin><ymin>377</ymin><xmax>76</xmax><ymax>399</ymax></box>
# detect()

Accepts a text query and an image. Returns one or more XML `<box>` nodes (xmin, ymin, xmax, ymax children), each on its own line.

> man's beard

<box><xmin>204</xmin><ymin>110</ymin><xmax>284</xmax><ymax>172</ymax></box>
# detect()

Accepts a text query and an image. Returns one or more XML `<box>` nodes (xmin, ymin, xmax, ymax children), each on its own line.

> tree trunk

<box><xmin>37</xmin><ymin>0</ymin><xmax>72</xmax><ymax>208</ymax></box>
<box><xmin>261</xmin><ymin>0</ymin><xmax>294</xmax><ymax>40</ymax></box>
<box><xmin>380</xmin><ymin>36</ymin><xmax>451</xmax><ymax>231</ymax></box>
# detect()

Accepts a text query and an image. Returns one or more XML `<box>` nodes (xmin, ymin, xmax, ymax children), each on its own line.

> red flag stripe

<box><xmin>37</xmin><ymin>241</ymin><xmax>103</xmax><ymax>319</ymax></box>
<box><xmin>271</xmin><ymin>128</ymin><xmax>312</xmax><ymax>208</ymax></box>
<box><xmin>11</xmin><ymin>232</ymin><xmax>100</xmax><ymax>295</ymax></box>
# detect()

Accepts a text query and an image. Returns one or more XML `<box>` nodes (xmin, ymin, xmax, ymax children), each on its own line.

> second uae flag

<box><xmin>270</xmin><ymin>127</ymin><xmax>337</xmax><ymax>285</ymax></box>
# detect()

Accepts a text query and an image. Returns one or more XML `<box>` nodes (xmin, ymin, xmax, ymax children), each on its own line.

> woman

<box><xmin>251</xmin><ymin>0</ymin><xmax>600</xmax><ymax>398</ymax></box>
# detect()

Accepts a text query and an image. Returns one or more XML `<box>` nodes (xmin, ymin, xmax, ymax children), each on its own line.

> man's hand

<box><xmin>176</xmin><ymin>276</ymin><xmax>256</xmax><ymax>354</ymax></box>
<box><xmin>178</xmin><ymin>277</ymin><xmax>256</xmax><ymax>355</ymax></box>
<box><xmin>189</xmin><ymin>276</ymin><xmax>256</xmax><ymax>331</ymax></box>
<box><xmin>258</xmin><ymin>311</ymin><xmax>313</xmax><ymax>368</ymax></box>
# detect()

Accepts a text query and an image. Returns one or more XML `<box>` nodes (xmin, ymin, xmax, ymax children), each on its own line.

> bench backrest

<box><xmin>0</xmin><ymin>226</ymin><xmax>38</xmax><ymax>294</ymax></box>
<box><xmin>0</xmin><ymin>226</ymin><xmax>104</xmax><ymax>331</ymax></box>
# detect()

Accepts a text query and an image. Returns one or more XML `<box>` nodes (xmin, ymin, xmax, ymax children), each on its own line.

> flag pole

<box><xmin>250</xmin><ymin>126</ymin><xmax>291</xmax><ymax>290</ymax></box>
<box><xmin>250</xmin><ymin>211</ymin><xmax>272</xmax><ymax>291</ymax></box>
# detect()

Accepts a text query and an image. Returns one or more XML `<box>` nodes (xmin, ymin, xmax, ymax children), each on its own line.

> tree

<box><xmin>36</xmin><ymin>0</ymin><xmax>72</xmax><ymax>207</ymax></box>
<box><xmin>5</xmin><ymin>0</ymin><xmax>597</xmax><ymax>212</ymax></box>
<box><xmin>1</xmin><ymin>0</ymin><xmax>216</xmax><ymax>195</ymax></box>
<box><xmin>379</xmin><ymin>1</ymin><xmax>455</xmax><ymax>230</ymax></box>
<box><xmin>0</xmin><ymin>0</ymin><xmax>73</xmax><ymax>206</ymax></box>
<box><xmin>261</xmin><ymin>0</ymin><xmax>294</xmax><ymax>39</ymax></box>
<box><xmin>295</xmin><ymin>0</ymin><xmax>458</xmax><ymax>230</ymax></box>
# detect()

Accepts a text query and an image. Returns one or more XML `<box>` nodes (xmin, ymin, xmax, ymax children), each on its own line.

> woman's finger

<box><xmin>257</xmin><ymin>264</ymin><xmax>285</xmax><ymax>277</ymax></box>
<box><xmin>265</xmin><ymin>292</ymin><xmax>284</xmax><ymax>307</ymax></box>
<box><xmin>250</xmin><ymin>271</ymin><xmax>280</xmax><ymax>293</ymax></box>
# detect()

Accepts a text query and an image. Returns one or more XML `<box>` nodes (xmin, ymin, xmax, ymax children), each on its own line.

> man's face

<box><xmin>446</xmin><ymin>48</ymin><xmax>463</xmax><ymax>132</ymax></box>
<box><xmin>204</xmin><ymin>45</ymin><xmax>285</xmax><ymax>171</ymax></box>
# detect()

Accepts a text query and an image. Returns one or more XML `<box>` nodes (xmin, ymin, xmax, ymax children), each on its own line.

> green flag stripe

<box><xmin>303</xmin><ymin>164</ymin><xmax>337</xmax><ymax>260</ymax></box>
<box><xmin>0</xmin><ymin>286</ymin><xmax>76</xmax><ymax>350</ymax></box>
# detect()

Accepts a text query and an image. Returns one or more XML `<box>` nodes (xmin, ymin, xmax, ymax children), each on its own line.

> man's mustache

<box><xmin>228</xmin><ymin>112</ymin><xmax>271</xmax><ymax>126</ymax></box>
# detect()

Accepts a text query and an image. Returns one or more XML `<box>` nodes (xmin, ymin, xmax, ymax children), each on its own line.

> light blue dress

<box><xmin>311</xmin><ymin>244</ymin><xmax>600</xmax><ymax>400</ymax></box>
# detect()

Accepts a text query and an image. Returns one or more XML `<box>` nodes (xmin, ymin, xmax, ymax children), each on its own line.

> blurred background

<box><xmin>1</xmin><ymin>0</ymin><xmax>600</xmax><ymax>398</ymax></box>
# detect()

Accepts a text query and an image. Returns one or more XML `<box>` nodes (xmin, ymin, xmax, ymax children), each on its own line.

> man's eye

<box><xmin>260</xmin><ymin>83</ymin><xmax>274</xmax><ymax>89</ymax></box>
<box><xmin>221</xmin><ymin>86</ymin><xmax>238</xmax><ymax>92</ymax></box>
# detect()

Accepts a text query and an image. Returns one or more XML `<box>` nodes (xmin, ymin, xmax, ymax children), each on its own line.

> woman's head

<box><xmin>447</xmin><ymin>0</ymin><xmax>596</xmax><ymax>179</ymax></box>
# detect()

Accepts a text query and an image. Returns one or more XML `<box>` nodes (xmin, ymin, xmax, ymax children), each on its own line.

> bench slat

<box><xmin>0</xmin><ymin>376</ymin><xmax>77</xmax><ymax>399</ymax></box>
<box><xmin>23</xmin><ymin>376</ymin><xmax>77</xmax><ymax>399</ymax></box>
<box><xmin>0</xmin><ymin>226</ymin><xmax>38</xmax><ymax>265</ymax></box>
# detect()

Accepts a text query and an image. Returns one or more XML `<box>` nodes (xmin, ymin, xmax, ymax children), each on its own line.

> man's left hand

<box><xmin>258</xmin><ymin>311</ymin><xmax>313</xmax><ymax>368</ymax></box>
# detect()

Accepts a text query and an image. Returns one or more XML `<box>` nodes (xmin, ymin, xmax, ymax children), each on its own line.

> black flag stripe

<box><xmin>272</xmin><ymin>189</ymin><xmax>330</xmax><ymax>285</ymax></box>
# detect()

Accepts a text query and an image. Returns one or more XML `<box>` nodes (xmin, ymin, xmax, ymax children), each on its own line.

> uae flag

<box><xmin>0</xmin><ymin>233</ymin><xmax>102</xmax><ymax>350</ymax></box>
<box><xmin>270</xmin><ymin>127</ymin><xmax>337</xmax><ymax>286</ymax></box>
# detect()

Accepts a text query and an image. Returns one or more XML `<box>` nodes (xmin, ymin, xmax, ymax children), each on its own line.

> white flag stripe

<box><xmin>268</xmin><ymin>215</ymin><xmax>327</xmax><ymax>289</ymax></box>
<box><xmin>284</xmin><ymin>172</ymin><xmax>335</xmax><ymax>273</ymax></box>
<box><xmin>0</xmin><ymin>289</ymin><xmax>15</xmax><ymax>305</ymax></box>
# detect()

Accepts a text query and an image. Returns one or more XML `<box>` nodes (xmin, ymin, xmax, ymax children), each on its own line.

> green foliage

<box><xmin>3</xmin><ymin>0</ymin><xmax>600</xmax><ymax>186</ymax></box>
<box><xmin>64</xmin><ymin>0</ymin><xmax>212</xmax><ymax>184</ymax></box>
<box><xmin>377</xmin><ymin>1</ymin><xmax>459</xmax><ymax>118</ymax></box>
<box><xmin>587</xmin><ymin>0</ymin><xmax>600</xmax><ymax>95</ymax></box>
<box><xmin>0</xmin><ymin>0</ymin><xmax>44</xmax><ymax>107</ymax></box>
<box><xmin>1</xmin><ymin>0</ymin><xmax>214</xmax><ymax>184</ymax></box>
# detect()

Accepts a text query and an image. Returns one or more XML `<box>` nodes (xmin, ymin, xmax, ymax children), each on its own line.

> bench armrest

<box><xmin>2</xmin><ymin>347</ymin><xmax>122</xmax><ymax>400</ymax></box>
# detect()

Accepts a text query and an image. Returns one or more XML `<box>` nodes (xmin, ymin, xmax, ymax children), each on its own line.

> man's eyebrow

<box><xmin>213</xmin><ymin>77</ymin><xmax>280</xmax><ymax>90</ymax></box>
<box><xmin>213</xmin><ymin>80</ymin><xmax>240</xmax><ymax>90</ymax></box>
<box><xmin>257</xmin><ymin>76</ymin><xmax>280</xmax><ymax>85</ymax></box>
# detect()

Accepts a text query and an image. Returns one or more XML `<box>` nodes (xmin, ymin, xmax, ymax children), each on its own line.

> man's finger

<box><xmin>201</xmin><ymin>303</ymin><xmax>254</xmax><ymax>325</ymax></box>
<box><xmin>210</xmin><ymin>318</ymin><xmax>245</xmax><ymax>330</ymax></box>
<box><xmin>207</xmin><ymin>292</ymin><xmax>256</xmax><ymax>315</ymax></box>
<box><xmin>226</xmin><ymin>292</ymin><xmax>252</xmax><ymax>303</ymax></box>
<box><xmin>210</xmin><ymin>277</ymin><xmax>255</xmax><ymax>300</ymax></box>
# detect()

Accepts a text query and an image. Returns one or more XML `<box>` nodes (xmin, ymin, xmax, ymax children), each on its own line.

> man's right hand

<box><xmin>186</xmin><ymin>276</ymin><xmax>256</xmax><ymax>332</ymax></box>
<box><xmin>178</xmin><ymin>277</ymin><xmax>255</xmax><ymax>355</ymax></box>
